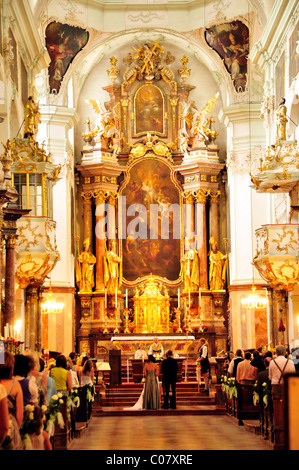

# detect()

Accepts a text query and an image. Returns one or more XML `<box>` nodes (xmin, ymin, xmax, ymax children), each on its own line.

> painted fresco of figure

<box><xmin>104</xmin><ymin>239</ymin><xmax>122</xmax><ymax>293</ymax></box>
<box><xmin>180</xmin><ymin>239</ymin><xmax>200</xmax><ymax>292</ymax></box>
<box><xmin>209</xmin><ymin>237</ymin><xmax>227</xmax><ymax>291</ymax></box>
<box><xmin>76</xmin><ymin>238</ymin><xmax>96</xmax><ymax>294</ymax></box>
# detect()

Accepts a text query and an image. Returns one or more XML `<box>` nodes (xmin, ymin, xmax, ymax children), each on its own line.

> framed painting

<box><xmin>205</xmin><ymin>20</ymin><xmax>249</xmax><ymax>93</ymax></box>
<box><xmin>45</xmin><ymin>21</ymin><xmax>89</xmax><ymax>94</ymax></box>
<box><xmin>133</xmin><ymin>84</ymin><xmax>166</xmax><ymax>136</ymax></box>
<box><xmin>119</xmin><ymin>157</ymin><xmax>182</xmax><ymax>283</ymax></box>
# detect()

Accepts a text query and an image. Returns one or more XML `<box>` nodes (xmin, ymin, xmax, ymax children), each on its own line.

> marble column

<box><xmin>194</xmin><ymin>189</ymin><xmax>210</xmax><ymax>289</ymax></box>
<box><xmin>82</xmin><ymin>191</ymin><xmax>93</xmax><ymax>249</ymax></box>
<box><xmin>94</xmin><ymin>189</ymin><xmax>107</xmax><ymax>292</ymax></box>
<box><xmin>182</xmin><ymin>190</ymin><xmax>195</xmax><ymax>242</ymax></box>
<box><xmin>3</xmin><ymin>234</ymin><xmax>17</xmax><ymax>327</ymax></box>
<box><xmin>209</xmin><ymin>190</ymin><xmax>221</xmax><ymax>244</ymax></box>
<box><xmin>26</xmin><ymin>283</ymin><xmax>40</xmax><ymax>351</ymax></box>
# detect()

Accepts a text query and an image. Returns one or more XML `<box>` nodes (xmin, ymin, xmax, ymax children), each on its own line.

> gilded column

<box><xmin>194</xmin><ymin>189</ymin><xmax>210</xmax><ymax>289</ymax></box>
<box><xmin>3</xmin><ymin>234</ymin><xmax>18</xmax><ymax>327</ymax></box>
<box><xmin>94</xmin><ymin>190</ymin><xmax>107</xmax><ymax>292</ymax></box>
<box><xmin>209</xmin><ymin>190</ymin><xmax>221</xmax><ymax>244</ymax></box>
<box><xmin>26</xmin><ymin>284</ymin><xmax>39</xmax><ymax>351</ymax></box>
<box><xmin>81</xmin><ymin>191</ymin><xmax>93</xmax><ymax>248</ymax></box>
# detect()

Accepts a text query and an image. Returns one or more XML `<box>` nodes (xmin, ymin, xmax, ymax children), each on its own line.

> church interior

<box><xmin>0</xmin><ymin>0</ymin><xmax>298</xmax><ymax>452</ymax></box>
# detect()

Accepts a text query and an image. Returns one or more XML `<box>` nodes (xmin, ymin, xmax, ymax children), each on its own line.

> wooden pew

<box><xmin>236</xmin><ymin>383</ymin><xmax>260</xmax><ymax>426</ymax></box>
<box><xmin>75</xmin><ymin>385</ymin><xmax>93</xmax><ymax>425</ymax></box>
<box><xmin>52</xmin><ymin>396</ymin><xmax>71</xmax><ymax>450</ymax></box>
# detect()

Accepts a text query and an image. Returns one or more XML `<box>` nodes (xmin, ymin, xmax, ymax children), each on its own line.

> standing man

<box><xmin>162</xmin><ymin>350</ymin><xmax>178</xmax><ymax>409</ymax></box>
<box><xmin>196</xmin><ymin>338</ymin><xmax>210</xmax><ymax>394</ymax></box>
<box><xmin>148</xmin><ymin>337</ymin><xmax>164</xmax><ymax>357</ymax></box>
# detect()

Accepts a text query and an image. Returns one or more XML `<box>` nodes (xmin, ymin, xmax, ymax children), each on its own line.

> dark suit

<box><xmin>162</xmin><ymin>356</ymin><xmax>178</xmax><ymax>409</ymax></box>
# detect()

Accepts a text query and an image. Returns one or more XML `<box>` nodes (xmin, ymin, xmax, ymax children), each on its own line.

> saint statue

<box><xmin>209</xmin><ymin>237</ymin><xmax>227</xmax><ymax>291</ymax></box>
<box><xmin>23</xmin><ymin>96</ymin><xmax>41</xmax><ymax>139</ymax></box>
<box><xmin>104</xmin><ymin>239</ymin><xmax>122</xmax><ymax>293</ymax></box>
<box><xmin>275</xmin><ymin>97</ymin><xmax>288</xmax><ymax>142</ymax></box>
<box><xmin>76</xmin><ymin>238</ymin><xmax>96</xmax><ymax>294</ymax></box>
<box><xmin>180</xmin><ymin>239</ymin><xmax>200</xmax><ymax>292</ymax></box>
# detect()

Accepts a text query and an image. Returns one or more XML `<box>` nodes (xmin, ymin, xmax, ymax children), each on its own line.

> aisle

<box><xmin>70</xmin><ymin>415</ymin><xmax>272</xmax><ymax>451</ymax></box>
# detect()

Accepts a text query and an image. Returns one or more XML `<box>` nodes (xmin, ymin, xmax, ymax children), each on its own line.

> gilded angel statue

<box><xmin>190</xmin><ymin>92</ymin><xmax>219</xmax><ymax>142</ymax></box>
<box><xmin>82</xmin><ymin>99</ymin><xmax>116</xmax><ymax>142</ymax></box>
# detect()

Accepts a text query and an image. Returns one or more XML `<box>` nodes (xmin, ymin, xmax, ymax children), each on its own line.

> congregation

<box><xmin>0</xmin><ymin>350</ymin><xmax>94</xmax><ymax>450</ymax></box>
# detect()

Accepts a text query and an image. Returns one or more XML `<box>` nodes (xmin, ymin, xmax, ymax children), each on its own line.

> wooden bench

<box><xmin>236</xmin><ymin>384</ymin><xmax>260</xmax><ymax>426</ymax></box>
<box><xmin>52</xmin><ymin>396</ymin><xmax>71</xmax><ymax>450</ymax></box>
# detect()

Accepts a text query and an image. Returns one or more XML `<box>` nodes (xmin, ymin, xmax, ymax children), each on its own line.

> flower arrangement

<box><xmin>262</xmin><ymin>382</ymin><xmax>269</xmax><ymax>408</ymax></box>
<box><xmin>253</xmin><ymin>382</ymin><xmax>259</xmax><ymax>406</ymax></box>
<box><xmin>68</xmin><ymin>388</ymin><xmax>80</xmax><ymax>409</ymax></box>
<box><xmin>86</xmin><ymin>383</ymin><xmax>95</xmax><ymax>403</ymax></box>
<box><xmin>221</xmin><ymin>375</ymin><xmax>237</xmax><ymax>398</ymax></box>
<box><xmin>45</xmin><ymin>393</ymin><xmax>65</xmax><ymax>437</ymax></box>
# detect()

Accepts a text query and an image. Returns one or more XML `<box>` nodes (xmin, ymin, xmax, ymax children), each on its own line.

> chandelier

<box><xmin>41</xmin><ymin>288</ymin><xmax>64</xmax><ymax>314</ymax></box>
<box><xmin>241</xmin><ymin>284</ymin><xmax>268</xmax><ymax>310</ymax></box>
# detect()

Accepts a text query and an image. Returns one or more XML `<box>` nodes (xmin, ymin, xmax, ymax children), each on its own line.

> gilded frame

<box><xmin>133</xmin><ymin>84</ymin><xmax>167</xmax><ymax>137</ymax></box>
<box><xmin>118</xmin><ymin>153</ymin><xmax>183</xmax><ymax>286</ymax></box>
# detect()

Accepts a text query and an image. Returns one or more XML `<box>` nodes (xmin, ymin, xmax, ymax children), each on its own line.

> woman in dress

<box><xmin>142</xmin><ymin>355</ymin><xmax>161</xmax><ymax>410</ymax></box>
<box><xmin>0</xmin><ymin>351</ymin><xmax>23</xmax><ymax>450</ymax></box>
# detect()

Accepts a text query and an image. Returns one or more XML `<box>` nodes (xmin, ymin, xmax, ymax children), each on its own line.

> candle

<box><xmin>188</xmin><ymin>289</ymin><xmax>191</xmax><ymax>308</ymax></box>
<box><xmin>126</xmin><ymin>289</ymin><xmax>128</xmax><ymax>309</ymax></box>
<box><xmin>178</xmin><ymin>288</ymin><xmax>180</xmax><ymax>308</ymax></box>
<box><xmin>105</xmin><ymin>288</ymin><xmax>107</xmax><ymax>309</ymax></box>
<box><xmin>199</xmin><ymin>288</ymin><xmax>202</xmax><ymax>307</ymax></box>
<box><xmin>115</xmin><ymin>287</ymin><xmax>117</xmax><ymax>308</ymax></box>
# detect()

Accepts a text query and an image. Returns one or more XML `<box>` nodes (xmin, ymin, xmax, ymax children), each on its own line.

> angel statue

<box><xmin>190</xmin><ymin>93</ymin><xmax>219</xmax><ymax>144</ymax></box>
<box><xmin>83</xmin><ymin>99</ymin><xmax>117</xmax><ymax>143</ymax></box>
<box><xmin>180</xmin><ymin>238</ymin><xmax>200</xmax><ymax>292</ymax></box>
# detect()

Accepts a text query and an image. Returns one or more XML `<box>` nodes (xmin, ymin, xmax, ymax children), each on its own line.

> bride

<box><xmin>124</xmin><ymin>355</ymin><xmax>161</xmax><ymax>410</ymax></box>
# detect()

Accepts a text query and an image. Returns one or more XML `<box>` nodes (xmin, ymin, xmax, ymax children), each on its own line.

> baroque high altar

<box><xmin>76</xmin><ymin>39</ymin><xmax>228</xmax><ymax>358</ymax></box>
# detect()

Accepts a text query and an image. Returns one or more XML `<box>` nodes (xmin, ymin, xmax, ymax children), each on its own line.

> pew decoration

<box><xmin>68</xmin><ymin>388</ymin><xmax>81</xmax><ymax>409</ymax></box>
<box><xmin>46</xmin><ymin>393</ymin><xmax>65</xmax><ymax>438</ymax></box>
<box><xmin>221</xmin><ymin>375</ymin><xmax>238</xmax><ymax>399</ymax></box>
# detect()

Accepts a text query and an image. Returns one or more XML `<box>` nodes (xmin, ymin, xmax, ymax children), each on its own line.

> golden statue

<box><xmin>275</xmin><ymin>97</ymin><xmax>288</xmax><ymax>143</ymax></box>
<box><xmin>209</xmin><ymin>237</ymin><xmax>227</xmax><ymax>291</ymax></box>
<box><xmin>104</xmin><ymin>239</ymin><xmax>122</xmax><ymax>293</ymax></box>
<box><xmin>180</xmin><ymin>239</ymin><xmax>200</xmax><ymax>292</ymax></box>
<box><xmin>24</xmin><ymin>96</ymin><xmax>40</xmax><ymax>139</ymax></box>
<box><xmin>76</xmin><ymin>238</ymin><xmax>96</xmax><ymax>294</ymax></box>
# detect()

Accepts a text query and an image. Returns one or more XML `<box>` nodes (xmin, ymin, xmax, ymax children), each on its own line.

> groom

<box><xmin>162</xmin><ymin>350</ymin><xmax>178</xmax><ymax>409</ymax></box>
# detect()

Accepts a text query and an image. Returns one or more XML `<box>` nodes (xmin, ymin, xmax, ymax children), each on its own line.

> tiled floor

<box><xmin>71</xmin><ymin>415</ymin><xmax>273</xmax><ymax>451</ymax></box>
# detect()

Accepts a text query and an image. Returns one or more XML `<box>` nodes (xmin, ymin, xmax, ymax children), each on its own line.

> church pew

<box><xmin>75</xmin><ymin>385</ymin><xmax>93</xmax><ymax>425</ymax></box>
<box><xmin>236</xmin><ymin>384</ymin><xmax>260</xmax><ymax>426</ymax></box>
<box><xmin>52</xmin><ymin>396</ymin><xmax>71</xmax><ymax>450</ymax></box>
